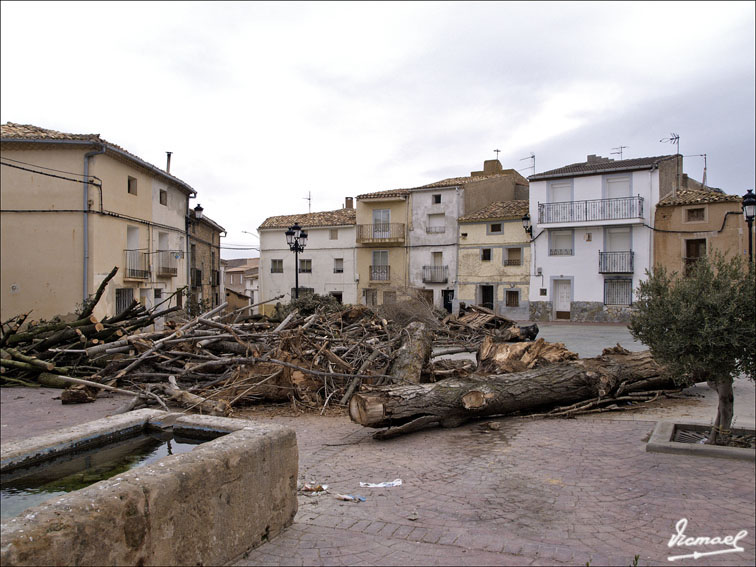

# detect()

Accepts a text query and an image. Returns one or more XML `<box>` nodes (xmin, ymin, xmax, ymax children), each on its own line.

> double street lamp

<box><xmin>743</xmin><ymin>189</ymin><xmax>756</xmax><ymax>263</ymax></box>
<box><xmin>285</xmin><ymin>222</ymin><xmax>308</xmax><ymax>299</ymax></box>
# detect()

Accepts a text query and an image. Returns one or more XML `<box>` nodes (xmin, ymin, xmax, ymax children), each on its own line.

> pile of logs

<box><xmin>1</xmin><ymin>270</ymin><xmax>682</xmax><ymax>437</ymax></box>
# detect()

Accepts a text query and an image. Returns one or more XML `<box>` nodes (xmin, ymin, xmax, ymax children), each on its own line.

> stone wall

<box><xmin>529</xmin><ymin>301</ymin><xmax>553</xmax><ymax>322</ymax></box>
<box><xmin>570</xmin><ymin>301</ymin><xmax>634</xmax><ymax>323</ymax></box>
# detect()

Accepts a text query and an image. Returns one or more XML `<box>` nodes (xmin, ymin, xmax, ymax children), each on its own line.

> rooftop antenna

<box><xmin>611</xmin><ymin>145</ymin><xmax>628</xmax><ymax>160</ymax></box>
<box><xmin>519</xmin><ymin>152</ymin><xmax>535</xmax><ymax>175</ymax></box>
<box><xmin>303</xmin><ymin>190</ymin><xmax>311</xmax><ymax>213</ymax></box>
<box><xmin>494</xmin><ymin>149</ymin><xmax>501</xmax><ymax>160</ymax></box>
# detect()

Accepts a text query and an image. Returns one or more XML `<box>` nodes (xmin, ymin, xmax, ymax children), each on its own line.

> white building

<box><xmin>527</xmin><ymin>153</ymin><xmax>682</xmax><ymax>322</ymax></box>
<box><xmin>258</xmin><ymin>201</ymin><xmax>357</xmax><ymax>315</ymax></box>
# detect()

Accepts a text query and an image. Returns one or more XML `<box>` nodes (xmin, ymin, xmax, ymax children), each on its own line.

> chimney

<box><xmin>586</xmin><ymin>154</ymin><xmax>612</xmax><ymax>164</ymax></box>
<box><xmin>166</xmin><ymin>151</ymin><xmax>172</xmax><ymax>173</ymax></box>
<box><xmin>344</xmin><ymin>197</ymin><xmax>354</xmax><ymax>209</ymax></box>
<box><xmin>471</xmin><ymin>159</ymin><xmax>503</xmax><ymax>177</ymax></box>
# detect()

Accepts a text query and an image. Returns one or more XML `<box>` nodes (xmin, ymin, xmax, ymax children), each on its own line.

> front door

<box><xmin>480</xmin><ymin>285</ymin><xmax>494</xmax><ymax>310</ymax></box>
<box><xmin>554</xmin><ymin>279</ymin><xmax>571</xmax><ymax>320</ymax></box>
<box><xmin>442</xmin><ymin>289</ymin><xmax>454</xmax><ymax>313</ymax></box>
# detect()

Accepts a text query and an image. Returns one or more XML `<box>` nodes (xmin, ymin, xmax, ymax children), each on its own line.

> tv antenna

<box><xmin>660</xmin><ymin>133</ymin><xmax>680</xmax><ymax>155</ymax></box>
<box><xmin>611</xmin><ymin>145</ymin><xmax>629</xmax><ymax>160</ymax></box>
<box><xmin>303</xmin><ymin>190</ymin><xmax>312</xmax><ymax>213</ymax></box>
<box><xmin>494</xmin><ymin>149</ymin><xmax>501</xmax><ymax>159</ymax></box>
<box><xmin>519</xmin><ymin>152</ymin><xmax>535</xmax><ymax>175</ymax></box>
<box><xmin>684</xmin><ymin>153</ymin><xmax>707</xmax><ymax>186</ymax></box>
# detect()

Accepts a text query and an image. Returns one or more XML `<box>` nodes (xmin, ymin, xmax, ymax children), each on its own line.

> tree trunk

<box><xmin>387</xmin><ymin>321</ymin><xmax>433</xmax><ymax>384</ymax></box>
<box><xmin>706</xmin><ymin>378</ymin><xmax>735</xmax><ymax>445</ymax></box>
<box><xmin>350</xmin><ymin>350</ymin><xmax>670</xmax><ymax>438</ymax></box>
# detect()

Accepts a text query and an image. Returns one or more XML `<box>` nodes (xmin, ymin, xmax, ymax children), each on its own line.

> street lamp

<box><xmin>743</xmin><ymin>189</ymin><xmax>756</xmax><ymax>262</ymax></box>
<box><xmin>193</xmin><ymin>203</ymin><xmax>204</xmax><ymax>220</ymax></box>
<box><xmin>521</xmin><ymin>213</ymin><xmax>533</xmax><ymax>237</ymax></box>
<box><xmin>285</xmin><ymin>222</ymin><xmax>308</xmax><ymax>299</ymax></box>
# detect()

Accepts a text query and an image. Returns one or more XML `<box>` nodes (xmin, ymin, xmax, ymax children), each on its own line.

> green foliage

<box><xmin>629</xmin><ymin>253</ymin><xmax>755</xmax><ymax>386</ymax></box>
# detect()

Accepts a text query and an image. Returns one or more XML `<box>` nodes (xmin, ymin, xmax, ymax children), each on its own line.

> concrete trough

<box><xmin>1</xmin><ymin>409</ymin><xmax>298</xmax><ymax>566</ymax></box>
<box><xmin>646</xmin><ymin>420</ymin><xmax>755</xmax><ymax>462</ymax></box>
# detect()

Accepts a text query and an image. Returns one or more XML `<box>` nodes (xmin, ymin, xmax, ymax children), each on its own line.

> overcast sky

<box><xmin>2</xmin><ymin>1</ymin><xmax>754</xmax><ymax>259</ymax></box>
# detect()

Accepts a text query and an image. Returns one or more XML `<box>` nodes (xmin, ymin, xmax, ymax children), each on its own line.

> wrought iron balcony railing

<box><xmin>124</xmin><ymin>249</ymin><xmax>149</xmax><ymax>279</ymax></box>
<box><xmin>598</xmin><ymin>251</ymin><xmax>634</xmax><ymax>273</ymax></box>
<box><xmin>156</xmin><ymin>250</ymin><xmax>178</xmax><ymax>277</ymax></box>
<box><xmin>422</xmin><ymin>265</ymin><xmax>448</xmax><ymax>283</ymax></box>
<box><xmin>426</xmin><ymin>226</ymin><xmax>446</xmax><ymax>234</ymax></box>
<box><xmin>538</xmin><ymin>196</ymin><xmax>644</xmax><ymax>224</ymax></box>
<box><xmin>369</xmin><ymin>265</ymin><xmax>390</xmax><ymax>281</ymax></box>
<box><xmin>356</xmin><ymin>223</ymin><xmax>405</xmax><ymax>245</ymax></box>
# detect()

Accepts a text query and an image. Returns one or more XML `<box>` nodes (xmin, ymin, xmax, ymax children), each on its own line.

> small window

<box><xmin>115</xmin><ymin>288</ymin><xmax>134</xmax><ymax>314</ymax></box>
<box><xmin>427</xmin><ymin>213</ymin><xmax>445</xmax><ymax>233</ymax></box>
<box><xmin>159</xmin><ymin>189</ymin><xmax>167</xmax><ymax>206</ymax></box>
<box><xmin>299</xmin><ymin>259</ymin><xmax>312</xmax><ymax>273</ymax></box>
<box><xmin>154</xmin><ymin>289</ymin><xmax>162</xmax><ymax>299</ymax></box>
<box><xmin>127</xmin><ymin>176</ymin><xmax>137</xmax><ymax>195</ymax></box>
<box><xmin>604</xmin><ymin>278</ymin><xmax>632</xmax><ymax>306</ymax></box>
<box><xmin>550</xmin><ymin>230</ymin><xmax>574</xmax><ymax>256</ymax></box>
<box><xmin>686</xmin><ymin>207</ymin><xmax>705</xmax><ymax>222</ymax></box>
<box><xmin>481</xmin><ymin>248</ymin><xmax>492</xmax><ymax>261</ymax></box>
<box><xmin>271</xmin><ymin>259</ymin><xmax>283</xmax><ymax>273</ymax></box>
<box><xmin>334</xmin><ymin>258</ymin><xmax>344</xmax><ymax>273</ymax></box>
<box><xmin>330</xmin><ymin>229</ymin><xmax>339</xmax><ymax>240</ymax></box>
<box><xmin>433</xmin><ymin>194</ymin><xmax>441</xmax><ymax>204</ymax></box>
<box><xmin>489</xmin><ymin>223</ymin><xmax>502</xmax><ymax>233</ymax></box>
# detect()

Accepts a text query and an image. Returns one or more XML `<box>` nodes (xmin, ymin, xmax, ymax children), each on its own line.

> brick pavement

<box><xmin>233</xmin><ymin>414</ymin><xmax>755</xmax><ymax>567</ymax></box>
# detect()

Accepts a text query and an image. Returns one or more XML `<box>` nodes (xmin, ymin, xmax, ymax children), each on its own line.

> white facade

<box><xmin>259</xmin><ymin>225</ymin><xmax>358</xmax><ymax>308</ymax></box>
<box><xmin>407</xmin><ymin>186</ymin><xmax>462</xmax><ymax>311</ymax></box>
<box><xmin>528</xmin><ymin>166</ymin><xmax>660</xmax><ymax>321</ymax></box>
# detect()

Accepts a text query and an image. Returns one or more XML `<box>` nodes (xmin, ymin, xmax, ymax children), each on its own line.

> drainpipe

<box><xmin>186</xmin><ymin>194</ymin><xmax>192</xmax><ymax>308</ymax></box>
<box><xmin>83</xmin><ymin>143</ymin><xmax>106</xmax><ymax>304</ymax></box>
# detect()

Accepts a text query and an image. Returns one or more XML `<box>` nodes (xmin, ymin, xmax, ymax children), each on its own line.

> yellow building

<box><xmin>457</xmin><ymin>200</ymin><xmax>531</xmax><ymax>319</ymax></box>
<box><xmin>1</xmin><ymin>122</ymin><xmax>198</xmax><ymax>323</ymax></box>
<box><xmin>654</xmin><ymin>187</ymin><xmax>747</xmax><ymax>273</ymax></box>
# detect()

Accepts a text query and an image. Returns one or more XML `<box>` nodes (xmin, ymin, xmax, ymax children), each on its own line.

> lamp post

<box><xmin>193</xmin><ymin>203</ymin><xmax>204</xmax><ymax>220</ymax></box>
<box><xmin>285</xmin><ymin>222</ymin><xmax>308</xmax><ymax>299</ymax></box>
<box><xmin>743</xmin><ymin>189</ymin><xmax>756</xmax><ymax>263</ymax></box>
<box><xmin>521</xmin><ymin>213</ymin><xmax>533</xmax><ymax>238</ymax></box>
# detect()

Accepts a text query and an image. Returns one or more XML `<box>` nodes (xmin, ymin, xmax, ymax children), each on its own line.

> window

<box><xmin>504</xmin><ymin>248</ymin><xmax>522</xmax><ymax>266</ymax></box>
<box><xmin>371</xmin><ymin>250</ymin><xmax>389</xmax><ymax>280</ymax></box>
<box><xmin>481</xmin><ymin>248</ymin><xmax>492</xmax><ymax>261</ymax></box>
<box><xmin>159</xmin><ymin>189</ymin><xmax>167</xmax><ymax>206</ymax></box>
<box><xmin>432</xmin><ymin>194</ymin><xmax>442</xmax><ymax>204</ymax></box>
<box><xmin>549</xmin><ymin>230</ymin><xmax>573</xmax><ymax>256</ymax></box>
<box><xmin>333</xmin><ymin>258</ymin><xmax>344</xmax><ymax>273</ymax></box>
<box><xmin>329</xmin><ymin>291</ymin><xmax>343</xmax><ymax>303</ymax></box>
<box><xmin>115</xmin><ymin>288</ymin><xmax>134</xmax><ymax>314</ymax></box>
<box><xmin>604</xmin><ymin>278</ymin><xmax>632</xmax><ymax>306</ymax></box>
<box><xmin>506</xmin><ymin>290</ymin><xmax>519</xmax><ymax>307</ymax></box>
<box><xmin>685</xmin><ymin>207</ymin><xmax>706</xmax><ymax>222</ymax></box>
<box><xmin>427</xmin><ymin>213</ymin><xmax>445</xmax><ymax>233</ymax></box>
<box><xmin>330</xmin><ymin>228</ymin><xmax>339</xmax><ymax>240</ymax></box>
<box><xmin>271</xmin><ymin>259</ymin><xmax>283</xmax><ymax>273</ymax></box>
<box><xmin>128</xmin><ymin>176</ymin><xmax>137</xmax><ymax>195</ymax></box>
<box><xmin>605</xmin><ymin>175</ymin><xmax>631</xmax><ymax>199</ymax></box>
<box><xmin>154</xmin><ymin>289</ymin><xmax>162</xmax><ymax>299</ymax></box>
<box><xmin>684</xmin><ymin>239</ymin><xmax>706</xmax><ymax>275</ymax></box>
<box><xmin>364</xmin><ymin>288</ymin><xmax>378</xmax><ymax>307</ymax></box>
<box><xmin>489</xmin><ymin>223</ymin><xmax>502</xmax><ymax>234</ymax></box>
<box><xmin>299</xmin><ymin>259</ymin><xmax>312</xmax><ymax>273</ymax></box>
<box><xmin>549</xmin><ymin>180</ymin><xmax>572</xmax><ymax>203</ymax></box>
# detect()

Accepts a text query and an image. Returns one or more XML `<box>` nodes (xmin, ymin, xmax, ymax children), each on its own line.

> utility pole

<box><xmin>303</xmin><ymin>191</ymin><xmax>312</xmax><ymax>214</ymax></box>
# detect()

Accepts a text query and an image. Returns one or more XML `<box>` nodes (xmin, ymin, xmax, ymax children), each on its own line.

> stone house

<box><xmin>187</xmin><ymin>206</ymin><xmax>225</xmax><ymax>311</ymax></box>
<box><xmin>1</xmin><ymin>122</ymin><xmax>199</xmax><ymax>322</ymax></box>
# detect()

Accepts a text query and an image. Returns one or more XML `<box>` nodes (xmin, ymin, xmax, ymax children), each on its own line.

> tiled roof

<box><xmin>357</xmin><ymin>170</ymin><xmax>527</xmax><ymax>199</ymax></box>
<box><xmin>1</xmin><ymin>122</ymin><xmax>196</xmax><ymax>195</ymax></box>
<box><xmin>225</xmin><ymin>258</ymin><xmax>260</xmax><ymax>273</ymax></box>
<box><xmin>657</xmin><ymin>188</ymin><xmax>741</xmax><ymax>207</ymax></box>
<box><xmin>258</xmin><ymin>208</ymin><xmax>356</xmax><ymax>229</ymax></box>
<box><xmin>529</xmin><ymin>155</ymin><xmax>677</xmax><ymax>181</ymax></box>
<box><xmin>458</xmin><ymin>200</ymin><xmax>529</xmax><ymax>222</ymax></box>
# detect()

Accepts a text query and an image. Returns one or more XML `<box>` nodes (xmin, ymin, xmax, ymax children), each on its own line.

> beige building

<box><xmin>1</xmin><ymin>122</ymin><xmax>198</xmax><ymax>322</ymax></box>
<box><xmin>187</xmin><ymin>206</ymin><xmax>225</xmax><ymax>312</ymax></box>
<box><xmin>457</xmin><ymin>200</ymin><xmax>531</xmax><ymax>319</ymax></box>
<box><xmin>654</xmin><ymin>187</ymin><xmax>747</xmax><ymax>273</ymax></box>
<box><xmin>222</xmin><ymin>258</ymin><xmax>259</xmax><ymax>314</ymax></box>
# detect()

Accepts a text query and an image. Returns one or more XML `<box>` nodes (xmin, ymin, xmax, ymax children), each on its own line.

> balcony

<box><xmin>356</xmin><ymin>223</ymin><xmax>405</xmax><ymax>245</ymax></box>
<box><xmin>124</xmin><ymin>250</ymin><xmax>149</xmax><ymax>279</ymax></box>
<box><xmin>369</xmin><ymin>265</ymin><xmax>390</xmax><ymax>282</ymax></box>
<box><xmin>599</xmin><ymin>251</ymin><xmax>634</xmax><ymax>273</ymax></box>
<box><xmin>422</xmin><ymin>265</ymin><xmax>448</xmax><ymax>283</ymax></box>
<box><xmin>156</xmin><ymin>250</ymin><xmax>178</xmax><ymax>277</ymax></box>
<box><xmin>538</xmin><ymin>196</ymin><xmax>644</xmax><ymax>225</ymax></box>
<box><xmin>425</xmin><ymin>226</ymin><xmax>446</xmax><ymax>234</ymax></box>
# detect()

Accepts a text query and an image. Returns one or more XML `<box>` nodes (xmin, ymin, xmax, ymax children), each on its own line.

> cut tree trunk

<box><xmin>387</xmin><ymin>321</ymin><xmax>433</xmax><ymax>384</ymax></box>
<box><xmin>350</xmin><ymin>350</ymin><xmax>671</xmax><ymax>438</ymax></box>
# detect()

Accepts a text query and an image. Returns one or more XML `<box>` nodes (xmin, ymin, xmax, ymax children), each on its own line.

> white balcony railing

<box><xmin>538</xmin><ymin>196</ymin><xmax>644</xmax><ymax>224</ymax></box>
<box><xmin>124</xmin><ymin>249</ymin><xmax>149</xmax><ymax>279</ymax></box>
<box><xmin>156</xmin><ymin>250</ymin><xmax>178</xmax><ymax>277</ymax></box>
<box><xmin>422</xmin><ymin>265</ymin><xmax>448</xmax><ymax>283</ymax></box>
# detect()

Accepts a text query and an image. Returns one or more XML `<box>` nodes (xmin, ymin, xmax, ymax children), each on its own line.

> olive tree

<box><xmin>629</xmin><ymin>252</ymin><xmax>755</xmax><ymax>444</ymax></box>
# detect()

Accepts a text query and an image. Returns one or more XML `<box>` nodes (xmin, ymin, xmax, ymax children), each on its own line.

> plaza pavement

<box><xmin>1</xmin><ymin>323</ymin><xmax>754</xmax><ymax>566</ymax></box>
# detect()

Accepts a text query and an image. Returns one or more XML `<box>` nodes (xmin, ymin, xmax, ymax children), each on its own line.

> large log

<box><xmin>387</xmin><ymin>321</ymin><xmax>433</xmax><ymax>384</ymax></box>
<box><xmin>350</xmin><ymin>349</ymin><xmax>672</xmax><ymax>438</ymax></box>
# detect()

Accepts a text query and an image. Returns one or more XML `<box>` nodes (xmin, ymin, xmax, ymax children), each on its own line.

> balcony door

<box><xmin>606</xmin><ymin>227</ymin><xmax>631</xmax><ymax>251</ymax></box>
<box><xmin>373</xmin><ymin>209</ymin><xmax>390</xmax><ymax>239</ymax></box>
<box><xmin>372</xmin><ymin>250</ymin><xmax>389</xmax><ymax>281</ymax></box>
